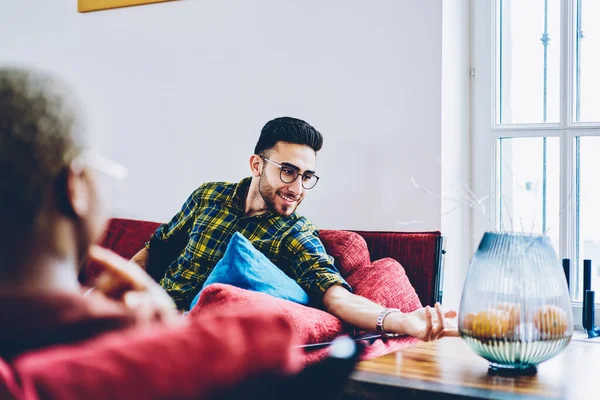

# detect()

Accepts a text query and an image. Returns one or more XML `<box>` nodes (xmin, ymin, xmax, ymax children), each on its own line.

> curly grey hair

<box><xmin>0</xmin><ymin>66</ymin><xmax>87</xmax><ymax>247</ymax></box>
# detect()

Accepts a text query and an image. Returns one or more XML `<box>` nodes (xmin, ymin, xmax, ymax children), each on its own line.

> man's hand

<box><xmin>322</xmin><ymin>285</ymin><xmax>458</xmax><ymax>342</ymax></box>
<box><xmin>389</xmin><ymin>303</ymin><xmax>459</xmax><ymax>341</ymax></box>
<box><xmin>87</xmin><ymin>245</ymin><xmax>181</xmax><ymax>326</ymax></box>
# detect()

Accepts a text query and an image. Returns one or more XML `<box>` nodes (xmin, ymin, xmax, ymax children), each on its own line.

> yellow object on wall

<box><xmin>78</xmin><ymin>0</ymin><xmax>176</xmax><ymax>13</ymax></box>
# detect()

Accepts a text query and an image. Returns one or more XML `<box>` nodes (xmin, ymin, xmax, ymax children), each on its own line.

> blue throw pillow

<box><xmin>189</xmin><ymin>232</ymin><xmax>309</xmax><ymax>309</ymax></box>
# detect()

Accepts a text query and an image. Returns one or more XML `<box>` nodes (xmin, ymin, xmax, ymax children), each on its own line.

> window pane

<box><xmin>496</xmin><ymin>0</ymin><xmax>561</xmax><ymax>124</ymax></box>
<box><xmin>573</xmin><ymin>0</ymin><xmax>600</xmax><ymax>122</ymax></box>
<box><xmin>576</xmin><ymin>137</ymin><xmax>600</xmax><ymax>303</ymax></box>
<box><xmin>498</xmin><ymin>138</ymin><xmax>560</xmax><ymax>254</ymax></box>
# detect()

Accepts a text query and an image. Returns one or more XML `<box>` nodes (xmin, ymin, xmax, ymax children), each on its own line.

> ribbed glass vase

<box><xmin>459</xmin><ymin>232</ymin><xmax>573</xmax><ymax>374</ymax></box>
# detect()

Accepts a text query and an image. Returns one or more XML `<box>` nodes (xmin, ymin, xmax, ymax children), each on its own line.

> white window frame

<box><xmin>471</xmin><ymin>0</ymin><xmax>600</xmax><ymax>328</ymax></box>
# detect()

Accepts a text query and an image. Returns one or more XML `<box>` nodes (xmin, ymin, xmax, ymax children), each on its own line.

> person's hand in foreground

<box><xmin>87</xmin><ymin>245</ymin><xmax>182</xmax><ymax>326</ymax></box>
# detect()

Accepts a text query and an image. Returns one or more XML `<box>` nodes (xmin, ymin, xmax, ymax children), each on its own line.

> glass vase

<box><xmin>459</xmin><ymin>232</ymin><xmax>573</xmax><ymax>374</ymax></box>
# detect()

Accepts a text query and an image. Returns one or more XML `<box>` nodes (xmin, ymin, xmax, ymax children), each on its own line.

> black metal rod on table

<box><xmin>583</xmin><ymin>259</ymin><xmax>592</xmax><ymax>329</ymax></box>
<box><xmin>586</xmin><ymin>290</ymin><xmax>595</xmax><ymax>332</ymax></box>
<box><xmin>563</xmin><ymin>258</ymin><xmax>570</xmax><ymax>292</ymax></box>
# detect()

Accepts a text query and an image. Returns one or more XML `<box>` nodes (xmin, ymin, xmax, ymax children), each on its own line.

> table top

<box><xmin>347</xmin><ymin>335</ymin><xmax>600</xmax><ymax>399</ymax></box>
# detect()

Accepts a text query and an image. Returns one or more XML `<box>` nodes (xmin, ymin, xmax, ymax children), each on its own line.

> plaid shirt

<box><xmin>147</xmin><ymin>177</ymin><xmax>350</xmax><ymax>310</ymax></box>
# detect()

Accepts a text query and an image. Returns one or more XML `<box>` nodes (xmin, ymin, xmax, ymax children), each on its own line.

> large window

<box><xmin>472</xmin><ymin>0</ymin><xmax>600</xmax><ymax>309</ymax></box>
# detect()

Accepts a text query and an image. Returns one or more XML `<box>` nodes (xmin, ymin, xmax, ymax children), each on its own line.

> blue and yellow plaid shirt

<box><xmin>147</xmin><ymin>177</ymin><xmax>351</xmax><ymax>310</ymax></box>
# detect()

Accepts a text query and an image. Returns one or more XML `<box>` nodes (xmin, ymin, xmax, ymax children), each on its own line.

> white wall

<box><xmin>441</xmin><ymin>0</ymin><xmax>471</xmax><ymax>310</ymax></box>
<box><xmin>0</xmin><ymin>0</ymin><xmax>444</xmax><ymax>232</ymax></box>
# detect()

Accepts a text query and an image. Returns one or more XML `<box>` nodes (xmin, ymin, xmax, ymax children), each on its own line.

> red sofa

<box><xmin>82</xmin><ymin>218</ymin><xmax>445</xmax><ymax>363</ymax></box>
<box><xmin>82</xmin><ymin>218</ymin><xmax>445</xmax><ymax>307</ymax></box>
<box><xmin>0</xmin><ymin>218</ymin><xmax>446</xmax><ymax>399</ymax></box>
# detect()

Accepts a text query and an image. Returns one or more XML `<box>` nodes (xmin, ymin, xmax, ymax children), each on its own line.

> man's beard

<box><xmin>258</xmin><ymin>174</ymin><xmax>300</xmax><ymax>217</ymax></box>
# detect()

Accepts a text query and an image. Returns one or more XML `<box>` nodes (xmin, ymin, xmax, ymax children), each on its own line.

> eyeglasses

<box><xmin>72</xmin><ymin>151</ymin><xmax>128</xmax><ymax>181</ymax></box>
<box><xmin>72</xmin><ymin>151</ymin><xmax>129</xmax><ymax>215</ymax></box>
<box><xmin>260</xmin><ymin>156</ymin><xmax>319</xmax><ymax>190</ymax></box>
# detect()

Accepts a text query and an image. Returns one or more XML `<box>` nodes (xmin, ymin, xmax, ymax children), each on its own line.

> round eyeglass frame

<box><xmin>260</xmin><ymin>156</ymin><xmax>320</xmax><ymax>190</ymax></box>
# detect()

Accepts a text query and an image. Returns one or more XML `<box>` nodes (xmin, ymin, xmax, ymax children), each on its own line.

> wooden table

<box><xmin>343</xmin><ymin>336</ymin><xmax>599</xmax><ymax>399</ymax></box>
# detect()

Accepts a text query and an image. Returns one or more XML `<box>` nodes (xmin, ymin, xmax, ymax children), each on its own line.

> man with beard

<box><xmin>132</xmin><ymin>117</ymin><xmax>458</xmax><ymax>341</ymax></box>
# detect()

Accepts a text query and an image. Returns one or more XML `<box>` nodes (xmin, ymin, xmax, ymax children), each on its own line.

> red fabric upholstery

<box><xmin>303</xmin><ymin>258</ymin><xmax>423</xmax><ymax>364</ymax></box>
<box><xmin>191</xmin><ymin>284</ymin><xmax>353</xmax><ymax>345</ymax></box>
<box><xmin>193</xmin><ymin>256</ymin><xmax>424</xmax><ymax>366</ymax></box>
<box><xmin>77</xmin><ymin>219</ymin><xmax>442</xmax><ymax>365</ymax></box>
<box><xmin>1</xmin><ymin>221</ymin><xmax>442</xmax><ymax>397</ymax></box>
<box><xmin>80</xmin><ymin>218</ymin><xmax>161</xmax><ymax>285</ymax></box>
<box><xmin>3</xmin><ymin>307</ymin><xmax>301</xmax><ymax>400</ymax></box>
<box><xmin>348</xmin><ymin>257</ymin><xmax>423</xmax><ymax>313</ymax></box>
<box><xmin>352</xmin><ymin>231</ymin><xmax>442</xmax><ymax>306</ymax></box>
<box><xmin>82</xmin><ymin>220</ymin><xmax>443</xmax><ymax>307</ymax></box>
<box><xmin>319</xmin><ymin>230</ymin><xmax>370</xmax><ymax>277</ymax></box>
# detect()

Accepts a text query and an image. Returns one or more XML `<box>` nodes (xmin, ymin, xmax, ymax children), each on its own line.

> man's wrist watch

<box><xmin>376</xmin><ymin>308</ymin><xmax>401</xmax><ymax>339</ymax></box>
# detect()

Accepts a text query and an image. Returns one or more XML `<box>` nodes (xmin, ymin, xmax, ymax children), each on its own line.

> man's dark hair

<box><xmin>0</xmin><ymin>67</ymin><xmax>85</xmax><ymax>248</ymax></box>
<box><xmin>254</xmin><ymin>117</ymin><xmax>323</xmax><ymax>156</ymax></box>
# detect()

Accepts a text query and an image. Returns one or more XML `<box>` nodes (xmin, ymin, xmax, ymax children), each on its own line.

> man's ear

<box><xmin>66</xmin><ymin>165</ymin><xmax>91</xmax><ymax>218</ymax></box>
<box><xmin>249</xmin><ymin>154</ymin><xmax>262</xmax><ymax>177</ymax></box>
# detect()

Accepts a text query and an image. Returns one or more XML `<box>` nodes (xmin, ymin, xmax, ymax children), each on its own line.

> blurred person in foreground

<box><xmin>0</xmin><ymin>66</ymin><xmax>301</xmax><ymax>399</ymax></box>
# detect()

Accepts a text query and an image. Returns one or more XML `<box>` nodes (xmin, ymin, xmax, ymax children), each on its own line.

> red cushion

<box><xmin>192</xmin><ymin>260</ymin><xmax>424</xmax><ymax>365</ymax></box>
<box><xmin>8</xmin><ymin>306</ymin><xmax>301</xmax><ymax>400</ymax></box>
<box><xmin>191</xmin><ymin>284</ymin><xmax>353</xmax><ymax>345</ymax></box>
<box><xmin>352</xmin><ymin>231</ymin><xmax>441</xmax><ymax>306</ymax></box>
<box><xmin>319</xmin><ymin>230</ymin><xmax>370</xmax><ymax>277</ymax></box>
<box><xmin>348</xmin><ymin>258</ymin><xmax>422</xmax><ymax>313</ymax></box>
<box><xmin>351</xmin><ymin>257</ymin><xmax>423</xmax><ymax>361</ymax></box>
